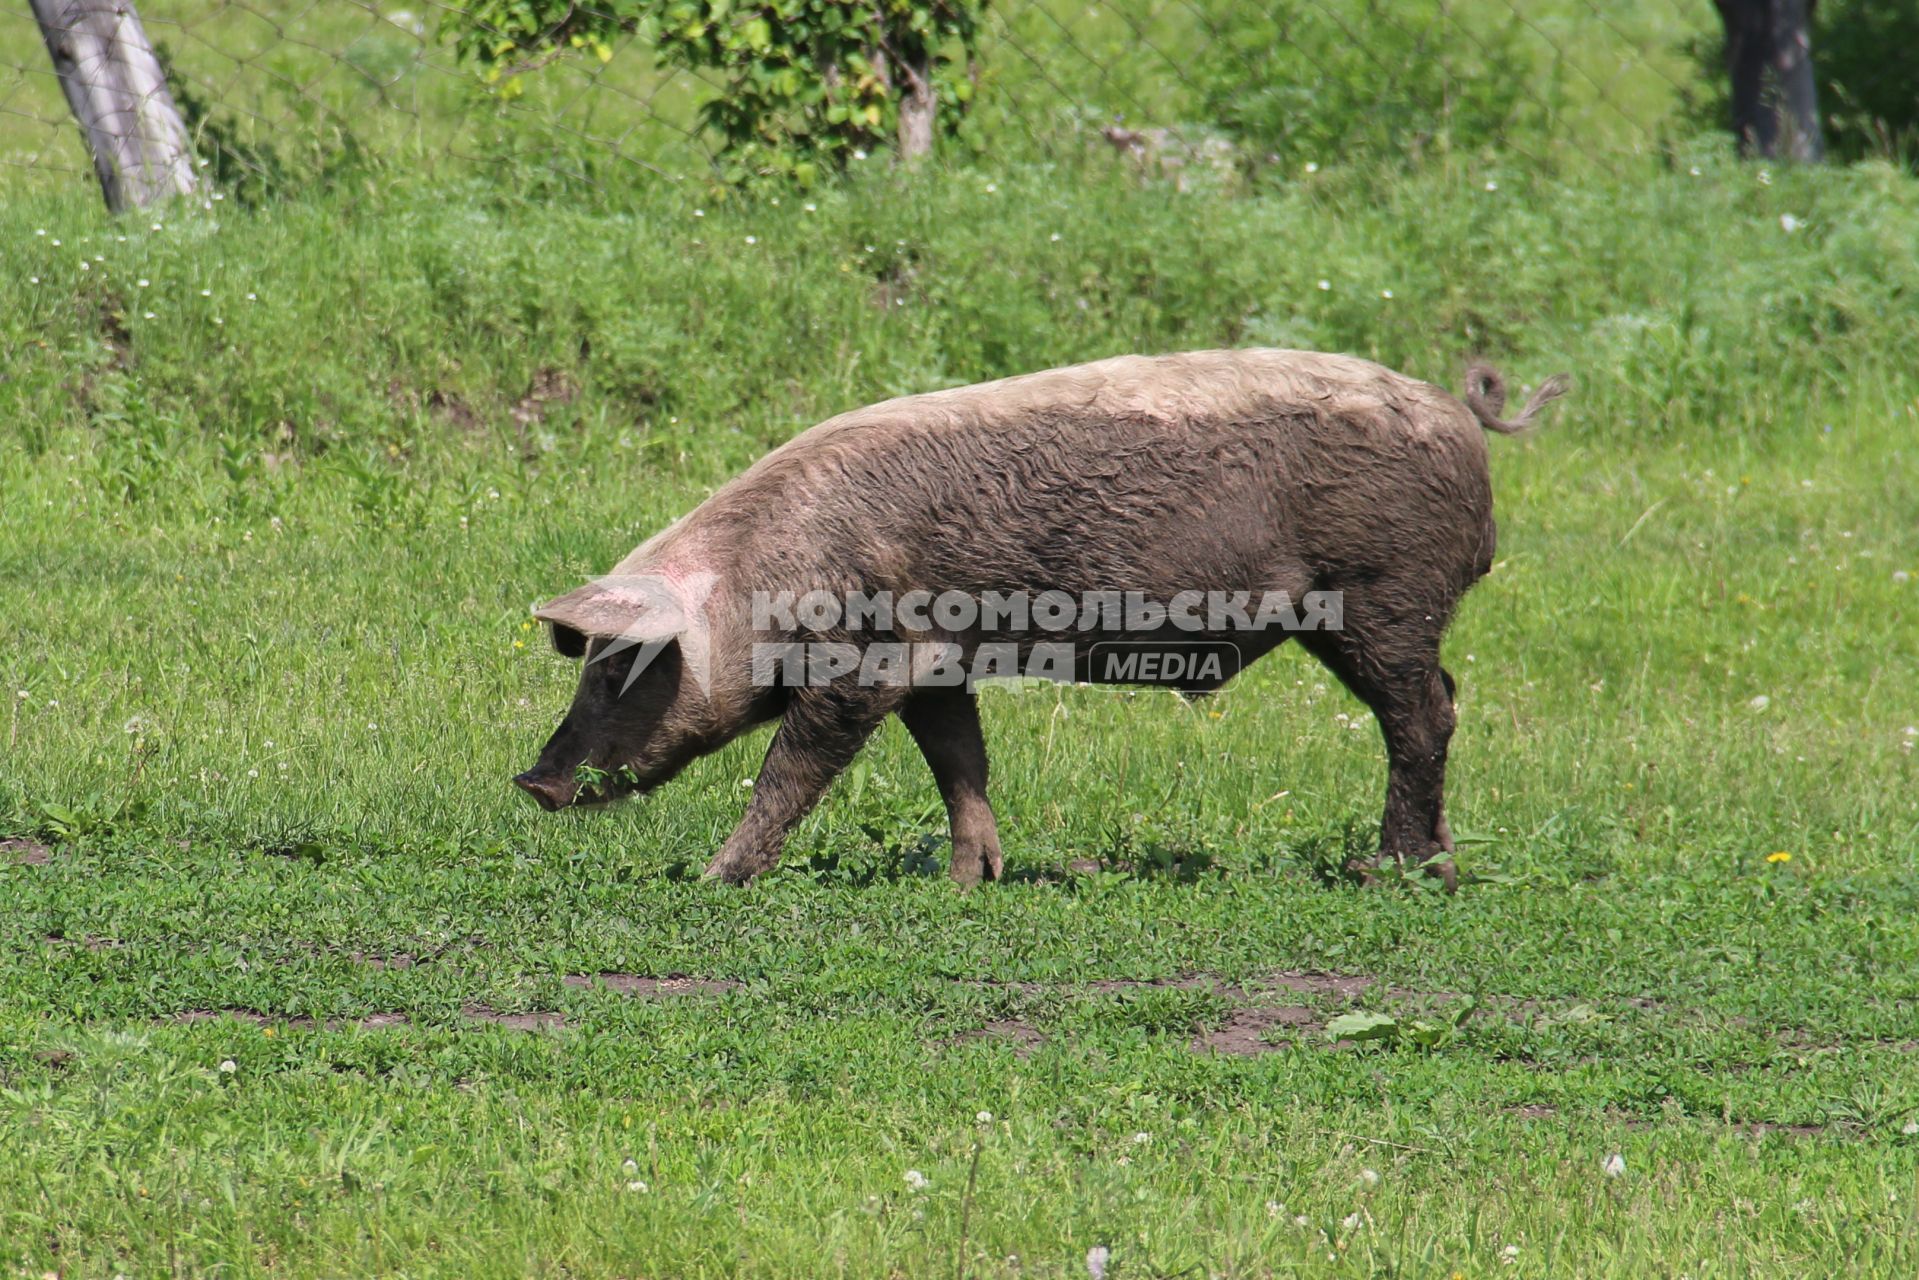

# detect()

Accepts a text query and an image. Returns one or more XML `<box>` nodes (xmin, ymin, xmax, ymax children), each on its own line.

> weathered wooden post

<box><xmin>30</xmin><ymin>0</ymin><xmax>199</xmax><ymax>211</ymax></box>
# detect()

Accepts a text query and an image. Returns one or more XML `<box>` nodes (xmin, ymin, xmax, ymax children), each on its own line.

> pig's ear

<box><xmin>532</xmin><ymin>579</ymin><xmax>685</xmax><ymax>648</ymax></box>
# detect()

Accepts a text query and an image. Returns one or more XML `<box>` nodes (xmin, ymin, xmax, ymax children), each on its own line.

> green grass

<box><xmin>3</xmin><ymin>148</ymin><xmax>1919</xmax><ymax>1274</ymax></box>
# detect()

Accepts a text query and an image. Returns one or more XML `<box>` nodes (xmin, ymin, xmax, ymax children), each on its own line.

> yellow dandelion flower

<box><xmin>513</xmin><ymin>640</ymin><xmax>525</xmax><ymax>650</ymax></box>
<box><xmin>1767</xmin><ymin>851</ymin><xmax>1792</xmax><ymax>864</ymax></box>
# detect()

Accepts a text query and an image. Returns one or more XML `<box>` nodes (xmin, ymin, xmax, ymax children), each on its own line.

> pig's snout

<box><xmin>513</xmin><ymin>770</ymin><xmax>579</xmax><ymax>811</ymax></box>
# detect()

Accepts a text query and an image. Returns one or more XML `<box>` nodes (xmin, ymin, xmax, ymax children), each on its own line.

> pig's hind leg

<box><xmin>1297</xmin><ymin>601</ymin><xmax>1458</xmax><ymax>892</ymax></box>
<box><xmin>900</xmin><ymin>688</ymin><xmax>1005</xmax><ymax>887</ymax></box>
<box><xmin>704</xmin><ymin>688</ymin><xmax>900</xmax><ymax>884</ymax></box>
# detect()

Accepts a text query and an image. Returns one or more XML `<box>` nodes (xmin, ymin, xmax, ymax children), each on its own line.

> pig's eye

<box><xmin>597</xmin><ymin>642</ymin><xmax>639</xmax><ymax>691</ymax></box>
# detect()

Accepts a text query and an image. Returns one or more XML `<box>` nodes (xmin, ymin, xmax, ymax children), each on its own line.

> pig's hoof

<box><xmin>949</xmin><ymin>842</ymin><xmax>1005</xmax><ymax>888</ymax></box>
<box><xmin>1347</xmin><ymin>853</ymin><xmax>1457</xmax><ymax>894</ymax></box>
<box><xmin>702</xmin><ymin>855</ymin><xmax>759</xmax><ymax>886</ymax></box>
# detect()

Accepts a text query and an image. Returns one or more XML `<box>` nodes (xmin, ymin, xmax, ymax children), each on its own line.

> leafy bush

<box><xmin>1185</xmin><ymin>0</ymin><xmax>1531</xmax><ymax>173</ymax></box>
<box><xmin>448</xmin><ymin>0</ymin><xmax>982</xmax><ymax>184</ymax></box>
<box><xmin>1683</xmin><ymin>0</ymin><xmax>1919</xmax><ymax>166</ymax></box>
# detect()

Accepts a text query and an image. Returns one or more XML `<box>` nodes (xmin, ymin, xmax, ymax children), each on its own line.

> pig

<box><xmin>513</xmin><ymin>349</ymin><xmax>1568</xmax><ymax>888</ymax></box>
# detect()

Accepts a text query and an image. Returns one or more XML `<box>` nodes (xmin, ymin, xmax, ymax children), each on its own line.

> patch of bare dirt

<box><xmin>1250</xmin><ymin>971</ymin><xmax>1399</xmax><ymax>1000</ymax></box>
<box><xmin>44</xmin><ymin>933</ymin><xmax>119</xmax><ymax>951</ymax></box>
<box><xmin>1192</xmin><ymin>1006</ymin><xmax>1319</xmax><ymax>1056</ymax></box>
<box><xmin>1507</xmin><ymin>1103</ymin><xmax>1560</xmax><ymax>1120</ymax></box>
<box><xmin>345</xmin><ymin>950</ymin><xmax>416</xmax><ymax>971</ymax></box>
<box><xmin>3</xmin><ymin>837</ymin><xmax>53</xmax><ymax>865</ymax></box>
<box><xmin>511</xmin><ymin>366</ymin><xmax>580</xmax><ymax>427</ymax></box>
<box><xmin>562</xmin><ymin>973</ymin><xmax>740</xmax><ymax>997</ymax></box>
<box><xmin>462</xmin><ymin>1004</ymin><xmax>566</xmax><ymax>1031</ymax></box>
<box><xmin>967</xmin><ymin>970</ymin><xmax>1402</xmax><ymax>1001</ymax></box>
<box><xmin>951</xmin><ymin>1019</ymin><xmax>1047</xmax><ymax>1058</ymax></box>
<box><xmin>386</xmin><ymin>377</ymin><xmax>483</xmax><ymax>432</ymax></box>
<box><xmin>1777</xmin><ymin>1029</ymin><xmax>1918</xmax><ymax>1055</ymax></box>
<box><xmin>167</xmin><ymin>1008</ymin><xmax>408</xmax><ymax>1031</ymax></box>
<box><xmin>1731</xmin><ymin>1121</ymin><xmax>1831</xmax><ymax>1138</ymax></box>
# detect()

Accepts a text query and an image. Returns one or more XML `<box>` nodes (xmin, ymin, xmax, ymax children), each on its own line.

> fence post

<box><xmin>30</xmin><ymin>0</ymin><xmax>199</xmax><ymax>211</ymax></box>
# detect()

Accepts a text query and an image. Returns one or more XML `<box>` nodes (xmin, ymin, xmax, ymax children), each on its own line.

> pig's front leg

<box><xmin>900</xmin><ymin>688</ymin><xmax>1004</xmax><ymax>886</ymax></box>
<box><xmin>704</xmin><ymin>690</ymin><xmax>894</xmax><ymax>884</ymax></box>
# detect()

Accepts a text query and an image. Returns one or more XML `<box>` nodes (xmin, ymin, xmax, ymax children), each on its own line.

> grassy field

<box><xmin>4</xmin><ymin>76</ymin><xmax>1919</xmax><ymax>1280</ymax></box>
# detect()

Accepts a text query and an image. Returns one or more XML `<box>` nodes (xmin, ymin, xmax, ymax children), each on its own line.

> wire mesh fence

<box><xmin>2</xmin><ymin>1</ymin><xmax>1732</xmax><ymax>204</ymax></box>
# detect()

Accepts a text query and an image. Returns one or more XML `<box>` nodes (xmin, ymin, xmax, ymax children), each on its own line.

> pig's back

<box><xmin>695</xmin><ymin>349</ymin><xmax>1496</xmax><ymax>596</ymax></box>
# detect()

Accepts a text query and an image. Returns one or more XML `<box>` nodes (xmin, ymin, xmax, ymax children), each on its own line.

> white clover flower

<box><xmin>1602</xmin><ymin>1152</ymin><xmax>1626</xmax><ymax>1178</ymax></box>
<box><xmin>1265</xmin><ymin>1199</ymin><xmax>1284</xmax><ymax>1217</ymax></box>
<box><xmin>1503</xmin><ymin>1244</ymin><xmax>1521</xmax><ymax>1258</ymax></box>
<box><xmin>1902</xmin><ymin>1120</ymin><xmax>1918</xmax><ymax>1135</ymax></box>
<box><xmin>1749</xmin><ymin>695</ymin><xmax>1771</xmax><ymax>711</ymax></box>
<box><xmin>976</xmin><ymin>1110</ymin><xmax>994</xmax><ymax>1124</ymax></box>
<box><xmin>137</xmin><ymin>278</ymin><xmax>149</xmax><ymax>288</ymax></box>
<box><xmin>626</xmin><ymin>1180</ymin><xmax>649</xmax><ymax>1192</ymax></box>
<box><xmin>1780</xmin><ymin>214</ymin><xmax>1800</xmax><ymax>233</ymax></box>
<box><xmin>1085</xmin><ymin>1245</ymin><xmax>1109</xmax><ymax>1280</ymax></box>
<box><xmin>1342</xmin><ymin>1212</ymin><xmax>1363</xmax><ymax>1231</ymax></box>
<box><xmin>1132</xmin><ymin>1131</ymin><xmax>1149</xmax><ymax>1144</ymax></box>
<box><xmin>1359</xmin><ymin>1168</ymin><xmax>1380</xmax><ymax>1186</ymax></box>
<box><xmin>1304</xmin><ymin>161</ymin><xmax>1319</xmax><ymax>173</ymax></box>
<box><xmin>693</xmin><ymin>208</ymin><xmax>704</xmax><ymax>218</ymax></box>
<box><xmin>218</xmin><ymin>1059</ymin><xmax>237</xmax><ymax>1074</ymax></box>
<box><xmin>904</xmin><ymin>1169</ymin><xmax>929</xmax><ymax>1191</ymax></box>
<box><xmin>1484</xmin><ymin>179</ymin><xmax>1498</xmax><ymax>191</ymax></box>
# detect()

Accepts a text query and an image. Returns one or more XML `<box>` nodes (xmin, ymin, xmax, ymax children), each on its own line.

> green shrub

<box><xmin>1185</xmin><ymin>0</ymin><xmax>1531</xmax><ymax>174</ymax></box>
<box><xmin>447</xmin><ymin>0</ymin><xmax>983</xmax><ymax>184</ymax></box>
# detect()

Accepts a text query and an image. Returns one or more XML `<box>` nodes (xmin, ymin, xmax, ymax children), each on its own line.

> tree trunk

<box><xmin>1715</xmin><ymin>0</ymin><xmax>1824</xmax><ymax>161</ymax></box>
<box><xmin>31</xmin><ymin>0</ymin><xmax>199</xmax><ymax>211</ymax></box>
<box><xmin>895</xmin><ymin>53</ymin><xmax>936</xmax><ymax>164</ymax></box>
